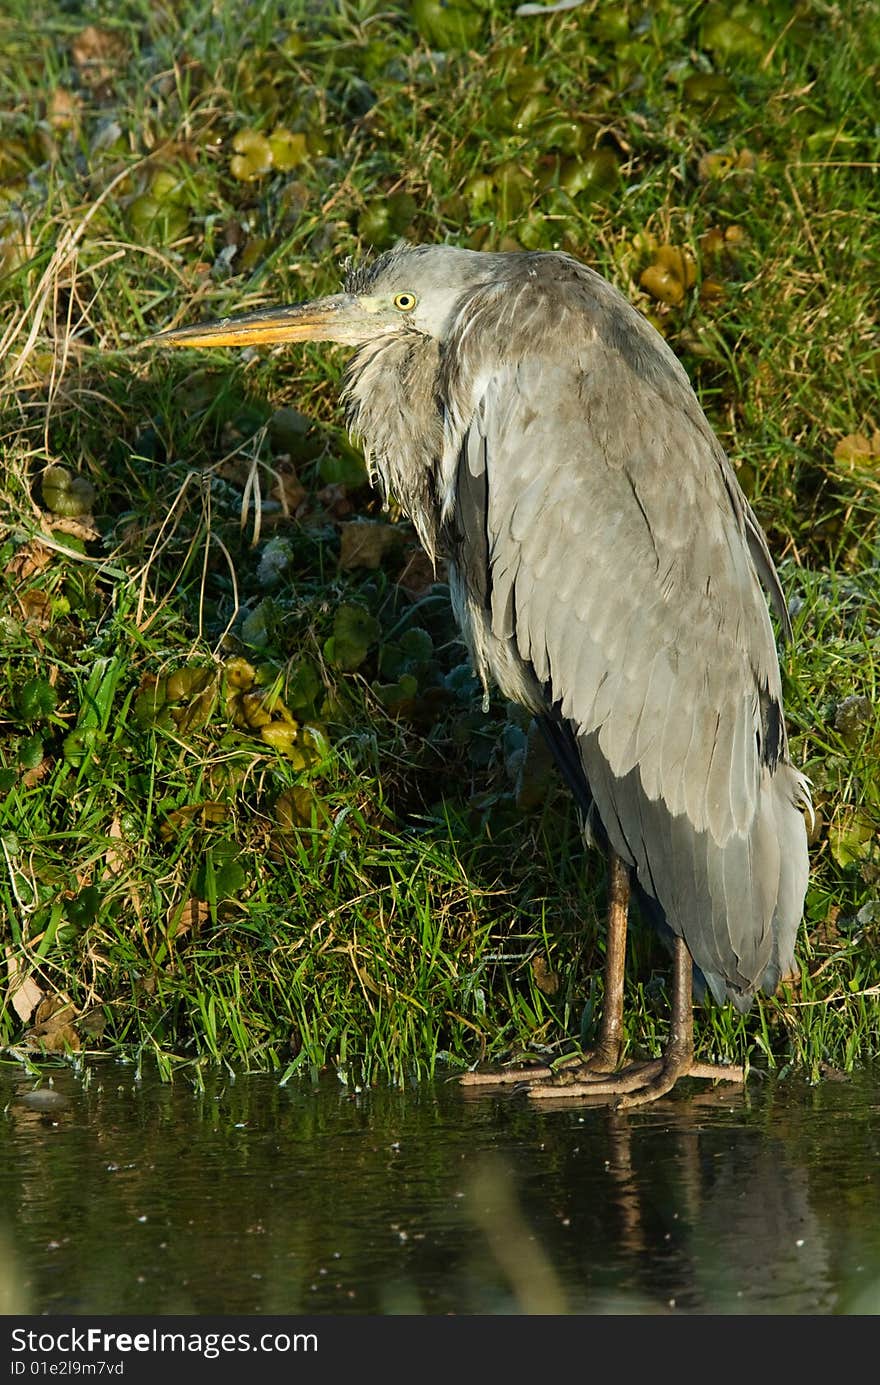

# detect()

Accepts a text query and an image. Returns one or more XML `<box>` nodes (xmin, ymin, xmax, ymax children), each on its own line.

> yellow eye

<box><xmin>393</xmin><ymin>292</ymin><xmax>417</xmax><ymax>312</ymax></box>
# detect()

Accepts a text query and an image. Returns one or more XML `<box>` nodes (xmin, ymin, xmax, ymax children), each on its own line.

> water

<box><xmin>2</xmin><ymin>1062</ymin><xmax>879</xmax><ymax>1315</ymax></box>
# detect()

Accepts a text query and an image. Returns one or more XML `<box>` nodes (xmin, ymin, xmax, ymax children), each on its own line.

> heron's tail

<box><xmin>700</xmin><ymin>762</ymin><xmax>812</xmax><ymax>1010</ymax></box>
<box><xmin>759</xmin><ymin>764</ymin><xmax>812</xmax><ymax>996</ymax></box>
<box><xmin>553</xmin><ymin>722</ymin><xmax>812</xmax><ymax>1013</ymax></box>
<box><xmin>537</xmin><ymin>711</ymin><xmax>811</xmax><ymax>1013</ymax></box>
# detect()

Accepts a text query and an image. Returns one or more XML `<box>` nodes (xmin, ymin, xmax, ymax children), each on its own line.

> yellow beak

<box><xmin>149</xmin><ymin>293</ymin><xmax>367</xmax><ymax>349</ymax></box>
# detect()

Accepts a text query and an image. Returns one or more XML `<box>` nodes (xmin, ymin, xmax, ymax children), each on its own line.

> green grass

<box><xmin>1</xmin><ymin>0</ymin><xmax>878</xmax><ymax>1087</ymax></box>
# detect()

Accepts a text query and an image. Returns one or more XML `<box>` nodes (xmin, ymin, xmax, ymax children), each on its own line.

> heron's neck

<box><xmin>342</xmin><ymin>334</ymin><xmax>445</xmax><ymax>562</ymax></box>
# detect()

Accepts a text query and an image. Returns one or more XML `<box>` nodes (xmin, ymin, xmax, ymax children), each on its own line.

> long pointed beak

<box><xmin>148</xmin><ymin>293</ymin><xmax>362</xmax><ymax>349</ymax></box>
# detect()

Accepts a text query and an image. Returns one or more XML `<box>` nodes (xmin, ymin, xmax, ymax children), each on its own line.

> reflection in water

<box><xmin>553</xmin><ymin>1102</ymin><xmax>835</xmax><ymax>1313</ymax></box>
<box><xmin>683</xmin><ymin>1120</ymin><xmax>831</xmax><ymax>1311</ymax></box>
<box><xmin>1</xmin><ymin>1064</ymin><xmax>879</xmax><ymax>1314</ymax></box>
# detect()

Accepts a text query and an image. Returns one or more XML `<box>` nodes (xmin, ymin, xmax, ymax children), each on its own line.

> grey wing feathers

<box><xmin>479</xmin><ymin>358</ymin><xmax>775</xmax><ymax>848</ymax></box>
<box><xmin>443</xmin><ymin>256</ymin><xmax>810</xmax><ymax>1002</ymax></box>
<box><xmin>720</xmin><ymin>455</ymin><xmax>794</xmax><ymax>640</ymax></box>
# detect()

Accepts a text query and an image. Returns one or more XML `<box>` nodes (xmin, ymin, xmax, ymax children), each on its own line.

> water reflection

<box><xmin>1</xmin><ymin>1064</ymin><xmax>878</xmax><ymax>1314</ymax></box>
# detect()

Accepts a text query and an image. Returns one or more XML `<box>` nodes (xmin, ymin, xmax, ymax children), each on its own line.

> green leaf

<box><xmin>326</xmin><ymin>604</ymin><xmax>380</xmax><ymax>671</ymax></box>
<box><xmin>18</xmin><ymin>734</ymin><xmax>44</xmax><ymax>770</ymax></box>
<box><xmin>318</xmin><ymin>445</ymin><xmax>369</xmax><ymax>487</ymax></box>
<box><xmin>16</xmin><ymin>677</ymin><xmax>57</xmax><ymax>723</ymax></box>
<box><xmin>286</xmin><ymin>658</ymin><xmax>322</xmax><ymax>711</ymax></box>
<box><xmin>65</xmin><ymin>885</ymin><xmax>102</xmax><ymax>931</ymax></box>
<box><xmin>828</xmin><ymin>811</ymin><xmax>876</xmax><ymax>867</ymax></box>
<box><xmin>399</xmin><ymin>627</ymin><xmax>433</xmax><ymax>663</ymax></box>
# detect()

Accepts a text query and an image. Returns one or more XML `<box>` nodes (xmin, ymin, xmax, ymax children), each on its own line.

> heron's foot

<box><xmin>459</xmin><ymin>1057</ymin><xmax>554</xmax><ymax>1088</ymax></box>
<box><xmin>522</xmin><ymin>1048</ymin><xmax>744</xmax><ymax>1108</ymax></box>
<box><xmin>557</xmin><ymin>1036</ymin><xmax>623</xmax><ymax>1076</ymax></box>
<box><xmin>459</xmin><ymin>1037</ymin><xmax>623</xmax><ymax>1089</ymax></box>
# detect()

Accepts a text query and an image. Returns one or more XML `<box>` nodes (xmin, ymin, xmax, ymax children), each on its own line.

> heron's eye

<box><xmin>393</xmin><ymin>292</ymin><xmax>417</xmax><ymax>312</ymax></box>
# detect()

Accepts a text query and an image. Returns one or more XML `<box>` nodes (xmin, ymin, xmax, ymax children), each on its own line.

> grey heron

<box><xmin>150</xmin><ymin>242</ymin><xmax>811</xmax><ymax>1107</ymax></box>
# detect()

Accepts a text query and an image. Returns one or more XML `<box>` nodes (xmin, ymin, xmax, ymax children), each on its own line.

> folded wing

<box><xmin>440</xmin><ymin>260</ymin><xmax>809</xmax><ymax>1001</ymax></box>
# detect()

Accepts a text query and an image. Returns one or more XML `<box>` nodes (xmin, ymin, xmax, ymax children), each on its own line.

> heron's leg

<box><xmin>460</xmin><ymin>851</ymin><xmax>629</xmax><ymax>1089</ymax></box>
<box><xmin>588</xmin><ymin>850</ymin><xmax>628</xmax><ymax>1070</ymax></box>
<box><xmin>526</xmin><ymin>936</ymin><xmax>744</xmax><ymax>1106</ymax></box>
<box><xmin>551</xmin><ymin>849</ymin><xmax>628</xmax><ymax>1075</ymax></box>
<box><xmin>613</xmin><ymin>934</ymin><xmax>695</xmax><ymax>1107</ymax></box>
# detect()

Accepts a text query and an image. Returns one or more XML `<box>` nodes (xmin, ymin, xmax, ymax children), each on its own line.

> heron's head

<box><xmin>148</xmin><ymin>243</ymin><xmax>498</xmax><ymax>353</ymax></box>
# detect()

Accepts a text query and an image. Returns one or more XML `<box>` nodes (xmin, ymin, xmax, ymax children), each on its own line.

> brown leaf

<box><xmin>216</xmin><ymin>455</ymin><xmax>257</xmax><ymax>487</ymax></box>
<box><xmin>25</xmin><ymin>996</ymin><xmax>81</xmax><ymax>1052</ymax></box>
<box><xmin>168</xmin><ymin>897</ymin><xmax>209</xmax><ymax>939</ymax></box>
<box><xmin>531</xmin><ymin>956</ymin><xmax>560</xmax><ymax>997</ymax></box>
<box><xmin>48</xmin><ymin>86</ymin><xmax>81</xmax><ymax>132</ymax></box>
<box><xmin>833</xmin><ymin>432</ymin><xmax>880</xmax><ymax>467</ymax></box>
<box><xmin>50</xmin><ymin>516</ymin><xmax>101</xmax><ymax>542</ymax></box>
<box><xmin>4</xmin><ymin>539</ymin><xmax>52</xmax><ymax>583</ymax></box>
<box><xmin>160</xmin><ymin>801</ymin><xmax>229</xmax><ymax>840</ymax></box>
<box><xmin>339</xmin><ymin>521</ymin><xmax>401</xmax><ymax>570</ymax></box>
<box><xmin>22</xmin><ymin>756</ymin><xmax>52</xmax><ymax>788</ymax></box>
<box><xmin>104</xmin><ymin>816</ymin><xmax>128</xmax><ymax>876</ymax></box>
<box><xmin>25</xmin><ymin>1022</ymin><xmax>81</xmax><ymax>1053</ymax></box>
<box><xmin>270</xmin><ymin>463</ymin><xmax>307</xmax><ymax>513</ymax></box>
<box><xmin>18</xmin><ymin>590</ymin><xmax>52</xmax><ymax>629</ymax></box>
<box><xmin>4</xmin><ymin>948</ymin><xmax>44</xmax><ymax>1024</ymax></box>
<box><xmin>397</xmin><ymin>547</ymin><xmax>442</xmax><ymax>597</ymax></box>
<box><xmin>70</xmin><ymin>25</ymin><xmax>128</xmax><ymax>91</ymax></box>
<box><xmin>316</xmin><ymin>483</ymin><xmax>353</xmax><ymax>518</ymax></box>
